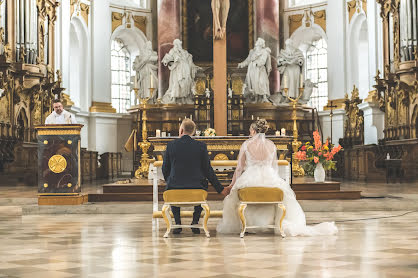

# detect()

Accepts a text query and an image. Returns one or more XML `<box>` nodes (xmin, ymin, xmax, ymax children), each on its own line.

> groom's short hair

<box><xmin>181</xmin><ymin>118</ymin><xmax>196</xmax><ymax>135</ymax></box>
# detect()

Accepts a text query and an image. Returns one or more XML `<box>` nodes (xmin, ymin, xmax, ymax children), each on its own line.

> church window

<box><xmin>111</xmin><ymin>39</ymin><xmax>133</xmax><ymax>113</ymax></box>
<box><xmin>306</xmin><ymin>38</ymin><xmax>328</xmax><ymax>111</ymax></box>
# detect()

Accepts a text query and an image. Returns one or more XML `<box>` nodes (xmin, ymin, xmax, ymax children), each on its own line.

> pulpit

<box><xmin>35</xmin><ymin>125</ymin><xmax>87</xmax><ymax>205</ymax></box>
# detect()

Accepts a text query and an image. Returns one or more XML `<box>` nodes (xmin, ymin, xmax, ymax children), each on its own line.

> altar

<box><xmin>149</xmin><ymin>135</ymin><xmax>293</xmax><ymax>161</ymax></box>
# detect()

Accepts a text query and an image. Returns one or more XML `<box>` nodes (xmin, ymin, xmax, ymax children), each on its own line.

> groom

<box><xmin>162</xmin><ymin>119</ymin><xmax>229</xmax><ymax>234</ymax></box>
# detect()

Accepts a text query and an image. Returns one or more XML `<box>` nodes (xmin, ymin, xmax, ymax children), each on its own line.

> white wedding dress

<box><xmin>216</xmin><ymin>133</ymin><xmax>338</xmax><ymax>236</ymax></box>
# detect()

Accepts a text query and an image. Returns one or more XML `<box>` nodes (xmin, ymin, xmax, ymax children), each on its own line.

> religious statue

<box><xmin>298</xmin><ymin>79</ymin><xmax>317</xmax><ymax>105</ymax></box>
<box><xmin>133</xmin><ymin>41</ymin><xmax>159</xmax><ymax>103</ymax></box>
<box><xmin>211</xmin><ymin>0</ymin><xmax>230</xmax><ymax>40</ymax></box>
<box><xmin>277</xmin><ymin>39</ymin><xmax>305</xmax><ymax>98</ymax></box>
<box><xmin>238</xmin><ymin>38</ymin><xmax>272</xmax><ymax>103</ymax></box>
<box><xmin>161</xmin><ymin>39</ymin><xmax>200</xmax><ymax>104</ymax></box>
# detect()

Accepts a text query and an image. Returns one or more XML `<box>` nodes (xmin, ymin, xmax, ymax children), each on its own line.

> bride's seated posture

<box><xmin>217</xmin><ymin>119</ymin><xmax>338</xmax><ymax>236</ymax></box>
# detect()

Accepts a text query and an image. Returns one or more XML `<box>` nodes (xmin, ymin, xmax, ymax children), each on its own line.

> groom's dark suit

<box><xmin>162</xmin><ymin>135</ymin><xmax>223</xmax><ymax>224</ymax></box>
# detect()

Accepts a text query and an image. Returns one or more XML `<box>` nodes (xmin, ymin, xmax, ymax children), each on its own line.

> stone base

<box><xmin>38</xmin><ymin>195</ymin><xmax>88</xmax><ymax>206</ymax></box>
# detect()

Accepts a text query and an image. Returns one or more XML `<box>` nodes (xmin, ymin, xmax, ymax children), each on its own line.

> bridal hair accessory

<box><xmin>251</xmin><ymin>118</ymin><xmax>269</xmax><ymax>134</ymax></box>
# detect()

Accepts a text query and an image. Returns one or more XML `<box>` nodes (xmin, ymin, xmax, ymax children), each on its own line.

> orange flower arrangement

<box><xmin>295</xmin><ymin>131</ymin><xmax>343</xmax><ymax>174</ymax></box>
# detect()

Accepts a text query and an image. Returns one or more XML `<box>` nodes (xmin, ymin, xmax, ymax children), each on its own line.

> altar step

<box><xmin>88</xmin><ymin>181</ymin><xmax>361</xmax><ymax>202</ymax></box>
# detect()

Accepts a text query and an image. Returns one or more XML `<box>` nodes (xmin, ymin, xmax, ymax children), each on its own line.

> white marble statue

<box><xmin>299</xmin><ymin>79</ymin><xmax>317</xmax><ymax>104</ymax></box>
<box><xmin>161</xmin><ymin>39</ymin><xmax>200</xmax><ymax>104</ymax></box>
<box><xmin>277</xmin><ymin>39</ymin><xmax>305</xmax><ymax>98</ymax></box>
<box><xmin>133</xmin><ymin>41</ymin><xmax>159</xmax><ymax>103</ymax></box>
<box><xmin>238</xmin><ymin>38</ymin><xmax>272</xmax><ymax>103</ymax></box>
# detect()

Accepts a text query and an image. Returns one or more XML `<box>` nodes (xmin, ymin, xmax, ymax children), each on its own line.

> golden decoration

<box><xmin>80</xmin><ymin>3</ymin><xmax>90</xmax><ymax>26</ymax></box>
<box><xmin>67</xmin><ymin>140</ymin><xmax>72</xmax><ymax>144</ymax></box>
<box><xmin>89</xmin><ymin>102</ymin><xmax>116</xmax><ymax>113</ymax></box>
<box><xmin>67</xmin><ymin>183</ymin><xmax>72</xmax><ymax>188</ymax></box>
<box><xmin>344</xmin><ymin>85</ymin><xmax>364</xmax><ymax>143</ymax></box>
<box><xmin>195</xmin><ymin>79</ymin><xmax>206</xmax><ymax>95</ymax></box>
<box><xmin>313</xmin><ymin>10</ymin><xmax>326</xmax><ymax>32</ymax></box>
<box><xmin>133</xmin><ymin>16</ymin><xmax>147</xmax><ymax>34</ymax></box>
<box><xmin>214</xmin><ymin>153</ymin><xmax>229</xmax><ymax>160</ymax></box>
<box><xmin>37</xmin><ymin>130</ymin><xmax>81</xmax><ymax>135</ymax></box>
<box><xmin>48</xmin><ymin>155</ymin><xmax>67</xmax><ymax>174</ymax></box>
<box><xmin>288</xmin><ymin>14</ymin><xmax>304</xmax><ymax>37</ymax></box>
<box><xmin>112</xmin><ymin>12</ymin><xmax>124</xmax><ymax>33</ymax></box>
<box><xmin>43</xmin><ymin>140</ymin><xmax>48</xmax><ymax>144</ymax></box>
<box><xmin>43</xmin><ymin>183</ymin><xmax>48</xmax><ymax>188</ymax></box>
<box><xmin>231</xmin><ymin>78</ymin><xmax>244</xmax><ymax>95</ymax></box>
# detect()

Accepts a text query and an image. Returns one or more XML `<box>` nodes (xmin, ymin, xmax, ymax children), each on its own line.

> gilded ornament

<box><xmin>48</xmin><ymin>155</ymin><xmax>67</xmax><ymax>174</ymax></box>
<box><xmin>214</xmin><ymin>153</ymin><xmax>229</xmax><ymax>160</ymax></box>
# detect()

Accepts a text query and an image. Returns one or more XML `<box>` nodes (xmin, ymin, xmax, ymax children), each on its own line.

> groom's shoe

<box><xmin>191</xmin><ymin>221</ymin><xmax>200</xmax><ymax>234</ymax></box>
<box><xmin>173</xmin><ymin>228</ymin><xmax>182</xmax><ymax>234</ymax></box>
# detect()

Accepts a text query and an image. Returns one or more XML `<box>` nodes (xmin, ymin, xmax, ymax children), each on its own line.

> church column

<box><xmin>88</xmin><ymin>0</ymin><xmax>118</xmax><ymax>154</ymax></box>
<box><xmin>367</xmin><ymin>0</ymin><xmax>384</xmax><ymax>83</ymax></box>
<box><xmin>157</xmin><ymin>0</ymin><xmax>181</xmax><ymax>99</ymax></box>
<box><xmin>327</xmin><ymin>0</ymin><xmax>347</xmax><ymax>99</ymax></box>
<box><xmin>255</xmin><ymin>0</ymin><xmax>280</xmax><ymax>92</ymax></box>
<box><xmin>90</xmin><ymin>0</ymin><xmax>114</xmax><ymax>112</ymax></box>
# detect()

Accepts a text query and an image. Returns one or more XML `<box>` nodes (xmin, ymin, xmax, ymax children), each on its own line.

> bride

<box><xmin>216</xmin><ymin>119</ymin><xmax>338</xmax><ymax>236</ymax></box>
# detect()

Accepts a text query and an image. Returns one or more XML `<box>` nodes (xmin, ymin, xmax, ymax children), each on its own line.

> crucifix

<box><xmin>212</xmin><ymin>0</ymin><xmax>230</xmax><ymax>135</ymax></box>
<box><xmin>325</xmin><ymin>101</ymin><xmax>337</xmax><ymax>145</ymax></box>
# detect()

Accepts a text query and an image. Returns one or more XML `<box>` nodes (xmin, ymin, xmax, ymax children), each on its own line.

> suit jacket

<box><xmin>162</xmin><ymin>135</ymin><xmax>223</xmax><ymax>193</ymax></box>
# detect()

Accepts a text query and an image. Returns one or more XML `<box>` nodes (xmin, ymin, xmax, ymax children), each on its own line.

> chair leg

<box><xmin>201</xmin><ymin>204</ymin><xmax>210</xmax><ymax>238</ymax></box>
<box><xmin>278</xmin><ymin>204</ymin><xmax>286</xmax><ymax>238</ymax></box>
<box><xmin>162</xmin><ymin>204</ymin><xmax>171</xmax><ymax>238</ymax></box>
<box><xmin>238</xmin><ymin>203</ymin><xmax>247</xmax><ymax>238</ymax></box>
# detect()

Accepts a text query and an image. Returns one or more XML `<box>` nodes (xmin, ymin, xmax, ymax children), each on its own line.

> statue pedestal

<box><xmin>358</xmin><ymin>102</ymin><xmax>384</xmax><ymax>145</ymax></box>
<box><xmin>35</xmin><ymin>124</ymin><xmax>86</xmax><ymax>205</ymax></box>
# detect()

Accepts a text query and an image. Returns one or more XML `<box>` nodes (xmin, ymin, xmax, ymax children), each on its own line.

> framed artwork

<box><xmin>182</xmin><ymin>0</ymin><xmax>253</xmax><ymax>63</ymax></box>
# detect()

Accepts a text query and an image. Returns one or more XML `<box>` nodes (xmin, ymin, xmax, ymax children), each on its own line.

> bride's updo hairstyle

<box><xmin>250</xmin><ymin>119</ymin><xmax>269</xmax><ymax>134</ymax></box>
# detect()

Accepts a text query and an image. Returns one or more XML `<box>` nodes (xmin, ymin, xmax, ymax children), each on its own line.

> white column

<box><xmin>319</xmin><ymin>109</ymin><xmax>346</xmax><ymax>146</ymax></box>
<box><xmin>91</xmin><ymin>0</ymin><xmax>112</xmax><ymax>104</ymax></box>
<box><xmin>358</xmin><ymin>102</ymin><xmax>385</xmax><ymax>145</ymax></box>
<box><xmin>367</xmin><ymin>0</ymin><xmax>384</xmax><ymax>86</ymax></box>
<box><xmin>327</xmin><ymin>0</ymin><xmax>347</xmax><ymax>99</ymax></box>
<box><xmin>60</xmin><ymin>0</ymin><xmax>71</xmax><ymax>90</ymax></box>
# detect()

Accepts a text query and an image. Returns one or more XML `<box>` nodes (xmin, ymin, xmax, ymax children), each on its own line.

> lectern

<box><xmin>35</xmin><ymin>124</ymin><xmax>87</xmax><ymax>205</ymax></box>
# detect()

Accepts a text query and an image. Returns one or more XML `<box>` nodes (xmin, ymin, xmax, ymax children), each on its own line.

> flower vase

<box><xmin>314</xmin><ymin>162</ymin><xmax>326</xmax><ymax>183</ymax></box>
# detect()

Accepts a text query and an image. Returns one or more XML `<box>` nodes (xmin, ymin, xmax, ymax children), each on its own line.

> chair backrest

<box><xmin>163</xmin><ymin>189</ymin><xmax>208</xmax><ymax>202</ymax></box>
<box><xmin>238</xmin><ymin>187</ymin><xmax>284</xmax><ymax>202</ymax></box>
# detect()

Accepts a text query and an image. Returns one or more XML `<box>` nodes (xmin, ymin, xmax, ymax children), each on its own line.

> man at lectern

<box><xmin>45</xmin><ymin>99</ymin><xmax>77</xmax><ymax>125</ymax></box>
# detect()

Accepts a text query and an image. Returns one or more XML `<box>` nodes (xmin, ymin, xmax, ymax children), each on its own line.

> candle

<box><xmin>281</xmin><ymin>128</ymin><xmax>286</xmax><ymax>136</ymax></box>
<box><xmin>257</xmin><ymin>117</ymin><xmax>259</xmax><ymax>120</ymax></box>
<box><xmin>133</xmin><ymin>75</ymin><xmax>137</xmax><ymax>89</ymax></box>
<box><xmin>156</xmin><ymin>129</ymin><xmax>161</xmax><ymax>137</ymax></box>
<box><xmin>275</xmin><ymin>130</ymin><xmax>280</xmax><ymax>136</ymax></box>
<box><xmin>150</xmin><ymin>71</ymin><xmax>153</xmax><ymax>88</ymax></box>
<box><xmin>190</xmin><ymin>114</ymin><xmax>193</xmax><ymax>121</ymax></box>
<box><xmin>179</xmin><ymin>117</ymin><xmax>181</xmax><ymax>122</ymax></box>
<box><xmin>300</xmin><ymin>74</ymin><xmax>304</xmax><ymax>88</ymax></box>
<box><xmin>161</xmin><ymin>131</ymin><xmax>167</xmax><ymax>137</ymax></box>
<box><xmin>283</xmin><ymin>76</ymin><xmax>288</xmax><ymax>89</ymax></box>
<box><xmin>251</xmin><ymin>115</ymin><xmax>254</xmax><ymax>120</ymax></box>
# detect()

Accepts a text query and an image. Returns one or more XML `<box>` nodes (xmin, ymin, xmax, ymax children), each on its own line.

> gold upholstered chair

<box><xmin>237</xmin><ymin>187</ymin><xmax>286</xmax><ymax>238</ymax></box>
<box><xmin>161</xmin><ymin>189</ymin><xmax>211</xmax><ymax>238</ymax></box>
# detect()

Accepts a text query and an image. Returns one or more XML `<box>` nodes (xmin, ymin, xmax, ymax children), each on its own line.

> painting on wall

<box><xmin>184</xmin><ymin>0</ymin><xmax>251</xmax><ymax>63</ymax></box>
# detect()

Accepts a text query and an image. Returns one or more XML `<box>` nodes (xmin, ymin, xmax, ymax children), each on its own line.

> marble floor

<box><xmin>0</xmin><ymin>211</ymin><xmax>417</xmax><ymax>278</ymax></box>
